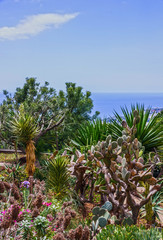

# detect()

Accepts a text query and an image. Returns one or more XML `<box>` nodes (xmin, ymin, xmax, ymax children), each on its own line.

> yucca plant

<box><xmin>109</xmin><ymin>104</ymin><xmax>163</xmax><ymax>154</ymax></box>
<box><xmin>71</xmin><ymin>118</ymin><xmax>109</xmax><ymax>150</ymax></box>
<box><xmin>48</xmin><ymin>155</ymin><xmax>70</xmax><ymax>199</ymax></box>
<box><xmin>8</xmin><ymin>104</ymin><xmax>39</xmax><ymax>176</ymax></box>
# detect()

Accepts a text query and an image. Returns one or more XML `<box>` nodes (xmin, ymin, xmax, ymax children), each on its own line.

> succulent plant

<box><xmin>101</xmin><ymin>201</ymin><xmax>112</xmax><ymax>212</ymax></box>
<box><xmin>92</xmin><ymin>206</ymin><xmax>110</xmax><ymax>228</ymax></box>
<box><xmin>92</xmin><ymin>207</ymin><xmax>110</xmax><ymax>221</ymax></box>
<box><xmin>98</xmin><ymin>216</ymin><xmax>107</xmax><ymax>227</ymax></box>
<box><xmin>69</xmin><ymin>112</ymin><xmax>163</xmax><ymax>226</ymax></box>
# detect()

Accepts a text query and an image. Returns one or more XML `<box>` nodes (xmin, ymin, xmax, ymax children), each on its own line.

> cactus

<box><xmin>98</xmin><ymin>211</ymin><xmax>110</xmax><ymax>227</ymax></box>
<box><xmin>112</xmin><ymin>141</ymin><xmax>118</xmax><ymax>150</ymax></box>
<box><xmin>98</xmin><ymin>217</ymin><xmax>107</xmax><ymax>227</ymax></box>
<box><xmin>101</xmin><ymin>201</ymin><xmax>112</xmax><ymax>212</ymax></box>
<box><xmin>92</xmin><ymin>206</ymin><xmax>110</xmax><ymax>228</ymax></box>
<box><xmin>70</xmin><ymin>112</ymin><xmax>162</xmax><ymax>226</ymax></box>
<box><xmin>106</xmin><ymin>135</ymin><xmax>112</xmax><ymax>144</ymax></box>
<box><xmin>117</xmin><ymin>137</ymin><xmax>123</xmax><ymax>146</ymax></box>
<box><xmin>92</xmin><ymin>207</ymin><xmax>108</xmax><ymax>221</ymax></box>
<box><xmin>92</xmin><ymin>206</ymin><xmax>100</xmax><ymax>215</ymax></box>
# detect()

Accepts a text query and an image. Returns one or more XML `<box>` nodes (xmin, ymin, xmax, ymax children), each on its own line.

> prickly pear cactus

<box><xmin>92</xmin><ymin>206</ymin><xmax>110</xmax><ymax>227</ymax></box>
<box><xmin>101</xmin><ymin>201</ymin><xmax>112</xmax><ymax>212</ymax></box>
<box><xmin>92</xmin><ymin>207</ymin><xmax>108</xmax><ymax>221</ymax></box>
<box><xmin>98</xmin><ymin>217</ymin><xmax>107</xmax><ymax>227</ymax></box>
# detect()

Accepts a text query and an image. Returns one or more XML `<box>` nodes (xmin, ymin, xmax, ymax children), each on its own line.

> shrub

<box><xmin>96</xmin><ymin>225</ymin><xmax>163</xmax><ymax>240</ymax></box>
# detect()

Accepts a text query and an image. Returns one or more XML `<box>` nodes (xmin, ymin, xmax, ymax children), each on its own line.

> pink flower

<box><xmin>26</xmin><ymin>209</ymin><xmax>30</xmax><ymax>213</ymax></box>
<box><xmin>31</xmin><ymin>220</ymin><xmax>34</xmax><ymax>222</ymax></box>
<box><xmin>43</xmin><ymin>202</ymin><xmax>52</xmax><ymax>207</ymax></box>
<box><xmin>54</xmin><ymin>228</ymin><xmax>56</xmax><ymax>231</ymax></box>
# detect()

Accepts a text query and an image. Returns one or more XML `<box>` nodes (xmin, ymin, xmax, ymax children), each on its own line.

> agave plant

<box><xmin>71</xmin><ymin>118</ymin><xmax>109</xmax><ymax>150</ymax></box>
<box><xmin>8</xmin><ymin>104</ymin><xmax>39</xmax><ymax>176</ymax></box>
<box><xmin>109</xmin><ymin>104</ymin><xmax>163</xmax><ymax>154</ymax></box>
<box><xmin>48</xmin><ymin>155</ymin><xmax>70</xmax><ymax>199</ymax></box>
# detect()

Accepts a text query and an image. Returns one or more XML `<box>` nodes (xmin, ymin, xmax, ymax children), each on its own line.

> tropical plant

<box><xmin>71</xmin><ymin>118</ymin><xmax>109</xmax><ymax>150</ymax></box>
<box><xmin>109</xmin><ymin>104</ymin><xmax>163</xmax><ymax>154</ymax></box>
<box><xmin>48</xmin><ymin>155</ymin><xmax>70</xmax><ymax>199</ymax></box>
<box><xmin>8</xmin><ymin>104</ymin><xmax>39</xmax><ymax>176</ymax></box>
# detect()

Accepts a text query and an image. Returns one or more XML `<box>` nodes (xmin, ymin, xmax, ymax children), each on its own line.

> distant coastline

<box><xmin>91</xmin><ymin>92</ymin><xmax>163</xmax><ymax>118</ymax></box>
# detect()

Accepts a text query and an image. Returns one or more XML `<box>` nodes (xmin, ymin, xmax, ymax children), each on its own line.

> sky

<box><xmin>0</xmin><ymin>0</ymin><xmax>163</xmax><ymax>93</ymax></box>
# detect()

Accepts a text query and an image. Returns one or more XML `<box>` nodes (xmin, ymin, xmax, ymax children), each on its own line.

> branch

<box><xmin>34</xmin><ymin>113</ymin><xmax>65</xmax><ymax>144</ymax></box>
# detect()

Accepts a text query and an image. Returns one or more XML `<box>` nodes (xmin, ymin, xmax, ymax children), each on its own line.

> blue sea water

<box><xmin>91</xmin><ymin>93</ymin><xmax>163</xmax><ymax>118</ymax></box>
<box><xmin>0</xmin><ymin>92</ymin><xmax>163</xmax><ymax>118</ymax></box>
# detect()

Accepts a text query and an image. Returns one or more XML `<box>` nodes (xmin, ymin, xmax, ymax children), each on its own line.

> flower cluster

<box><xmin>20</xmin><ymin>181</ymin><xmax>30</xmax><ymax>188</ymax></box>
<box><xmin>43</xmin><ymin>201</ymin><xmax>52</xmax><ymax>207</ymax></box>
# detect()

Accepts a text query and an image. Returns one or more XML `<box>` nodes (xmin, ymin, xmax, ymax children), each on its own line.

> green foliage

<box><xmin>48</xmin><ymin>155</ymin><xmax>70</xmax><ymax>199</ymax></box>
<box><xmin>17</xmin><ymin>220</ymin><xmax>34</xmax><ymax>240</ymax></box>
<box><xmin>8</xmin><ymin>104</ymin><xmax>39</xmax><ymax>145</ymax></box>
<box><xmin>71</xmin><ymin>118</ymin><xmax>109</xmax><ymax>150</ymax></box>
<box><xmin>0</xmin><ymin>78</ymin><xmax>97</xmax><ymax>151</ymax></box>
<box><xmin>96</xmin><ymin>225</ymin><xmax>163</xmax><ymax>240</ymax></box>
<box><xmin>0</xmin><ymin>163</ymin><xmax>27</xmax><ymax>184</ymax></box>
<box><xmin>34</xmin><ymin>216</ymin><xmax>49</xmax><ymax>238</ymax></box>
<box><xmin>109</xmin><ymin>104</ymin><xmax>163</xmax><ymax>154</ymax></box>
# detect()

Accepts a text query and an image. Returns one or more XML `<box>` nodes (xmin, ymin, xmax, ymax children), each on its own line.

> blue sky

<box><xmin>0</xmin><ymin>0</ymin><xmax>163</xmax><ymax>93</ymax></box>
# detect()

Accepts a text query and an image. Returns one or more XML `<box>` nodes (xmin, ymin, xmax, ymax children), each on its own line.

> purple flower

<box><xmin>21</xmin><ymin>181</ymin><xmax>30</xmax><ymax>188</ymax></box>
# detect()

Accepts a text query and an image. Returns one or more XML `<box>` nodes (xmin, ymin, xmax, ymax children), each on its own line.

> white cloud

<box><xmin>0</xmin><ymin>13</ymin><xmax>79</xmax><ymax>40</ymax></box>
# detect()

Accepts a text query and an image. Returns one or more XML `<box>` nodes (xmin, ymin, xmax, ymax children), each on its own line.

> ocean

<box><xmin>91</xmin><ymin>93</ymin><xmax>163</xmax><ymax>118</ymax></box>
<box><xmin>0</xmin><ymin>92</ymin><xmax>163</xmax><ymax>118</ymax></box>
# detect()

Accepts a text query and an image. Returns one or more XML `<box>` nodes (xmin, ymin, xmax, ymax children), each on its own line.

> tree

<box><xmin>0</xmin><ymin>78</ymin><xmax>98</xmax><ymax>151</ymax></box>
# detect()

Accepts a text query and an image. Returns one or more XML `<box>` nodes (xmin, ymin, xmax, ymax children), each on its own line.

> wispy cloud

<box><xmin>0</xmin><ymin>13</ymin><xmax>79</xmax><ymax>40</ymax></box>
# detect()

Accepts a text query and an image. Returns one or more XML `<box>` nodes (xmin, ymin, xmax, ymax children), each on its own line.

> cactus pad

<box><xmin>98</xmin><ymin>217</ymin><xmax>107</xmax><ymax>227</ymax></box>
<box><xmin>101</xmin><ymin>201</ymin><xmax>113</xmax><ymax>212</ymax></box>
<box><xmin>112</xmin><ymin>141</ymin><xmax>118</xmax><ymax>150</ymax></box>
<box><xmin>92</xmin><ymin>206</ymin><xmax>100</xmax><ymax>215</ymax></box>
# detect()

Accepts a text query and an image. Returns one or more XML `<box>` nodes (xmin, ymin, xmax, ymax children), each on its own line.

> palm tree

<box><xmin>109</xmin><ymin>104</ymin><xmax>163</xmax><ymax>154</ymax></box>
<box><xmin>9</xmin><ymin>105</ymin><xmax>39</xmax><ymax>176</ymax></box>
